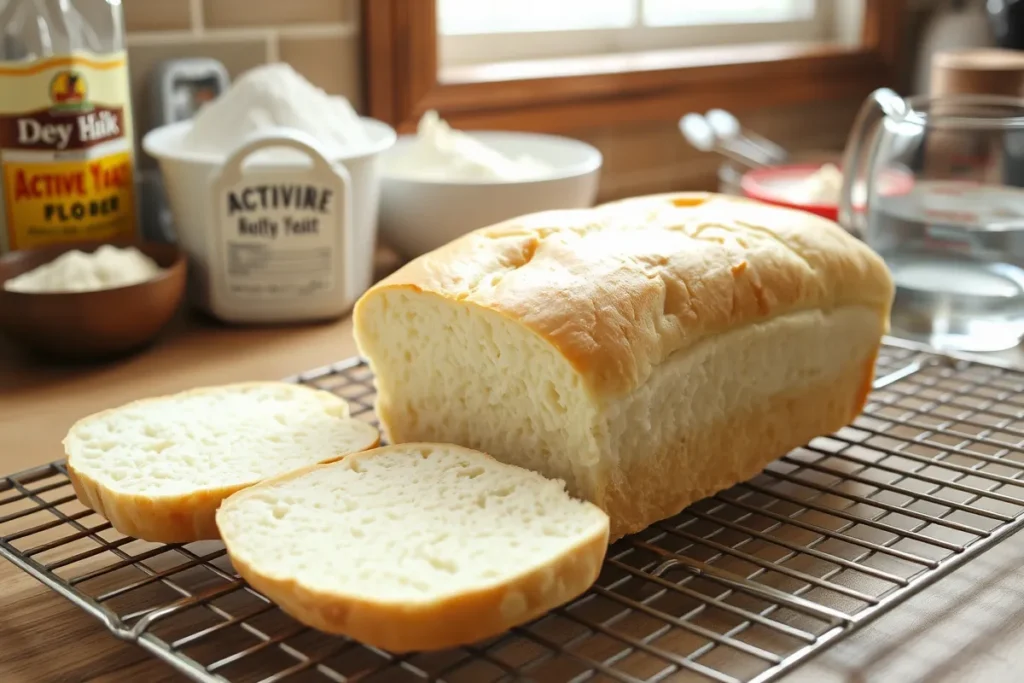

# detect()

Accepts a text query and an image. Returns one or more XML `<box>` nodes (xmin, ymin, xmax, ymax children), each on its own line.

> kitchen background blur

<box><xmin>119</xmin><ymin>0</ymin><xmax>979</xmax><ymax>203</ymax></box>
<box><xmin>115</xmin><ymin>0</ymin><xmax>1024</xmax><ymax>358</ymax></box>
<box><xmin>4</xmin><ymin>0</ymin><xmax>1024</xmax><ymax>361</ymax></box>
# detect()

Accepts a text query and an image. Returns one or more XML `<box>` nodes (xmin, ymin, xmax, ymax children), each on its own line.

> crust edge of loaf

<box><xmin>353</xmin><ymin>191</ymin><xmax>895</xmax><ymax>398</ymax></box>
<box><xmin>227</xmin><ymin>523</ymin><xmax>608</xmax><ymax>652</ymax></box>
<box><xmin>600</xmin><ymin>344</ymin><xmax>880</xmax><ymax>541</ymax></box>
<box><xmin>216</xmin><ymin>445</ymin><xmax>611</xmax><ymax>653</ymax></box>
<box><xmin>66</xmin><ymin>428</ymin><xmax>382</xmax><ymax>544</ymax></box>
<box><xmin>63</xmin><ymin>383</ymin><xmax>380</xmax><ymax>544</ymax></box>
<box><xmin>66</xmin><ymin>463</ymin><xmax>237</xmax><ymax>543</ymax></box>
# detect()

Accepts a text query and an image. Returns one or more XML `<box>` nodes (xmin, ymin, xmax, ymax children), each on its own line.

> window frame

<box><xmin>362</xmin><ymin>0</ymin><xmax>905</xmax><ymax>134</ymax></box>
<box><xmin>439</xmin><ymin>0</ymin><xmax>834</xmax><ymax>68</ymax></box>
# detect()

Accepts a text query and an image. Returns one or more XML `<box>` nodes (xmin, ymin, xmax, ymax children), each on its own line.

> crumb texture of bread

<box><xmin>353</xmin><ymin>192</ymin><xmax>894</xmax><ymax>539</ymax></box>
<box><xmin>216</xmin><ymin>443</ymin><xmax>610</xmax><ymax>652</ymax></box>
<box><xmin>65</xmin><ymin>382</ymin><xmax>380</xmax><ymax>543</ymax></box>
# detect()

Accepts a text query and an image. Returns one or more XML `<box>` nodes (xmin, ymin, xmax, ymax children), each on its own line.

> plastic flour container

<box><xmin>143</xmin><ymin>119</ymin><xmax>396</xmax><ymax>324</ymax></box>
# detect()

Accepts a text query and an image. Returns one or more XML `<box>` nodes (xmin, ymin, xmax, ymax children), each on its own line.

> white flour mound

<box><xmin>182</xmin><ymin>63</ymin><xmax>372</xmax><ymax>158</ymax></box>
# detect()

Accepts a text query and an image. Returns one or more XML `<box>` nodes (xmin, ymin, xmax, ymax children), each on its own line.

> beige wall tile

<box><xmin>278</xmin><ymin>34</ymin><xmax>362</xmax><ymax>109</ymax></box>
<box><xmin>576</xmin><ymin>97</ymin><xmax>861</xmax><ymax>201</ymax></box>
<box><xmin>743</xmin><ymin>99</ymin><xmax>859</xmax><ymax>153</ymax></box>
<box><xmin>596</xmin><ymin>157</ymin><xmax>722</xmax><ymax>202</ymax></box>
<box><xmin>122</xmin><ymin>0</ymin><xmax>192</xmax><ymax>32</ymax></box>
<box><xmin>573</xmin><ymin>120</ymin><xmax>724</xmax><ymax>200</ymax></box>
<box><xmin>574</xmin><ymin>121</ymin><xmax>692</xmax><ymax>177</ymax></box>
<box><xmin>204</xmin><ymin>0</ymin><xmax>355</xmax><ymax>28</ymax></box>
<box><xmin>128</xmin><ymin>39</ymin><xmax>270</xmax><ymax>163</ymax></box>
<box><xmin>574</xmin><ymin>98</ymin><xmax>857</xmax><ymax>184</ymax></box>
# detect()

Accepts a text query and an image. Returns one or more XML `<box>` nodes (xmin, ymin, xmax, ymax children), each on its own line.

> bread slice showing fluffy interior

<box><xmin>65</xmin><ymin>382</ymin><xmax>380</xmax><ymax>543</ymax></box>
<box><xmin>216</xmin><ymin>443</ymin><xmax>611</xmax><ymax>652</ymax></box>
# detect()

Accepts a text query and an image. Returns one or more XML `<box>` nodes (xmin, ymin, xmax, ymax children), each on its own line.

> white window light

<box><xmin>438</xmin><ymin>0</ymin><xmax>849</xmax><ymax>69</ymax></box>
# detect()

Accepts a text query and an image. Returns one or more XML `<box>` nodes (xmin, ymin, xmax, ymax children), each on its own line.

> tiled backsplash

<box><xmin>574</xmin><ymin>98</ymin><xmax>859</xmax><ymax>200</ymax></box>
<box><xmin>124</xmin><ymin>0</ymin><xmax>361</xmax><ymax>164</ymax></box>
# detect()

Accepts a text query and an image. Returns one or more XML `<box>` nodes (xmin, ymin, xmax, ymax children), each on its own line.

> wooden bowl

<box><xmin>0</xmin><ymin>241</ymin><xmax>187</xmax><ymax>360</ymax></box>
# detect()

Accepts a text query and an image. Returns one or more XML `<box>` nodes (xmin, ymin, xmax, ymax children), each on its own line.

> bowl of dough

<box><xmin>378</xmin><ymin>111</ymin><xmax>603</xmax><ymax>258</ymax></box>
<box><xmin>0</xmin><ymin>241</ymin><xmax>186</xmax><ymax>360</ymax></box>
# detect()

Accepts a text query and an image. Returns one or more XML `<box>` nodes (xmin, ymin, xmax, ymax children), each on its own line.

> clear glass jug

<box><xmin>840</xmin><ymin>88</ymin><xmax>1024</xmax><ymax>353</ymax></box>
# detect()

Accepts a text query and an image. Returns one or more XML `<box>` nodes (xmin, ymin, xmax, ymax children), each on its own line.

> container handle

<box><xmin>217</xmin><ymin>128</ymin><xmax>346</xmax><ymax>185</ymax></box>
<box><xmin>209</xmin><ymin>128</ymin><xmax>355</xmax><ymax>306</ymax></box>
<box><xmin>838</xmin><ymin>87</ymin><xmax>906</xmax><ymax>238</ymax></box>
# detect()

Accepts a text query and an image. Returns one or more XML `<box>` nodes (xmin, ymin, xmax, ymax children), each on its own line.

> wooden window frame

<box><xmin>363</xmin><ymin>0</ymin><xmax>905</xmax><ymax>133</ymax></box>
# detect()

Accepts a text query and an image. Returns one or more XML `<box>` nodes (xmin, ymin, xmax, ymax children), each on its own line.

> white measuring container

<box><xmin>143</xmin><ymin>119</ymin><xmax>396</xmax><ymax>324</ymax></box>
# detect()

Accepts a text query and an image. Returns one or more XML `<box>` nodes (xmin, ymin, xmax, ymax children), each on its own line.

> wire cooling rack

<box><xmin>5</xmin><ymin>339</ymin><xmax>1024</xmax><ymax>683</ymax></box>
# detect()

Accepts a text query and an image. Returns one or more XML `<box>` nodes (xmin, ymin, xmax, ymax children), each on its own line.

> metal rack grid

<box><xmin>5</xmin><ymin>338</ymin><xmax>1024</xmax><ymax>683</ymax></box>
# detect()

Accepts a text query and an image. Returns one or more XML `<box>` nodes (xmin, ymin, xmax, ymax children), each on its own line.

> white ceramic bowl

<box><xmin>379</xmin><ymin>131</ymin><xmax>602</xmax><ymax>258</ymax></box>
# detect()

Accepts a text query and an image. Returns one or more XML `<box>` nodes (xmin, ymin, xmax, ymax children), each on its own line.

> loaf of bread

<box><xmin>216</xmin><ymin>443</ymin><xmax>610</xmax><ymax>652</ymax></box>
<box><xmin>65</xmin><ymin>382</ymin><xmax>380</xmax><ymax>543</ymax></box>
<box><xmin>354</xmin><ymin>192</ymin><xmax>894</xmax><ymax>540</ymax></box>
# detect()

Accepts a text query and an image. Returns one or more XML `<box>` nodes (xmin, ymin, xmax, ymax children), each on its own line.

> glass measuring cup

<box><xmin>840</xmin><ymin>88</ymin><xmax>1024</xmax><ymax>353</ymax></box>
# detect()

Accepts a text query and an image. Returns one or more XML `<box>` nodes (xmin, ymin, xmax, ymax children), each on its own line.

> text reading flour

<box><xmin>227</xmin><ymin>184</ymin><xmax>333</xmax><ymax>239</ymax></box>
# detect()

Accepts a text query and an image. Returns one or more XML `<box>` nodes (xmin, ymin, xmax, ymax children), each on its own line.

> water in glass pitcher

<box><xmin>870</xmin><ymin>180</ymin><xmax>1024</xmax><ymax>352</ymax></box>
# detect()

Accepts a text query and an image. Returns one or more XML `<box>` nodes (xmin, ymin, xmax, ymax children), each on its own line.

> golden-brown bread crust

<box><xmin>216</xmin><ymin>447</ymin><xmax>610</xmax><ymax>652</ymax></box>
<box><xmin>356</xmin><ymin>192</ymin><xmax>894</xmax><ymax>397</ymax></box>
<box><xmin>63</xmin><ymin>382</ymin><xmax>380</xmax><ymax>544</ymax></box>
<box><xmin>67</xmin><ymin>437</ymin><xmax>383</xmax><ymax>544</ymax></box>
<box><xmin>599</xmin><ymin>345</ymin><xmax>878</xmax><ymax>540</ymax></box>
<box><xmin>67</xmin><ymin>464</ymin><xmax>240</xmax><ymax>543</ymax></box>
<box><xmin>228</xmin><ymin>525</ymin><xmax>607</xmax><ymax>653</ymax></box>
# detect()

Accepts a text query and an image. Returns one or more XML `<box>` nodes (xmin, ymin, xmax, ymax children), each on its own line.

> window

<box><xmin>363</xmin><ymin>0</ymin><xmax>901</xmax><ymax>134</ymax></box>
<box><xmin>439</xmin><ymin>0</ymin><xmax>850</xmax><ymax>68</ymax></box>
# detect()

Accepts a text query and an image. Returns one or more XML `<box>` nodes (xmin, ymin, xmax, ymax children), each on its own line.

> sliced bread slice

<box><xmin>216</xmin><ymin>442</ymin><xmax>611</xmax><ymax>652</ymax></box>
<box><xmin>65</xmin><ymin>382</ymin><xmax>380</xmax><ymax>543</ymax></box>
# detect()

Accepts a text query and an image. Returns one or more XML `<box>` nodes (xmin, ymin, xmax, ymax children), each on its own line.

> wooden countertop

<box><xmin>3</xmin><ymin>313</ymin><xmax>1024</xmax><ymax>682</ymax></box>
<box><xmin>0</xmin><ymin>311</ymin><xmax>362</xmax><ymax>465</ymax></box>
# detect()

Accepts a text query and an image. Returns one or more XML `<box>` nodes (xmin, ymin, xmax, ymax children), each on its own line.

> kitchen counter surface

<box><xmin>3</xmin><ymin>312</ymin><xmax>1024</xmax><ymax>683</ymax></box>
